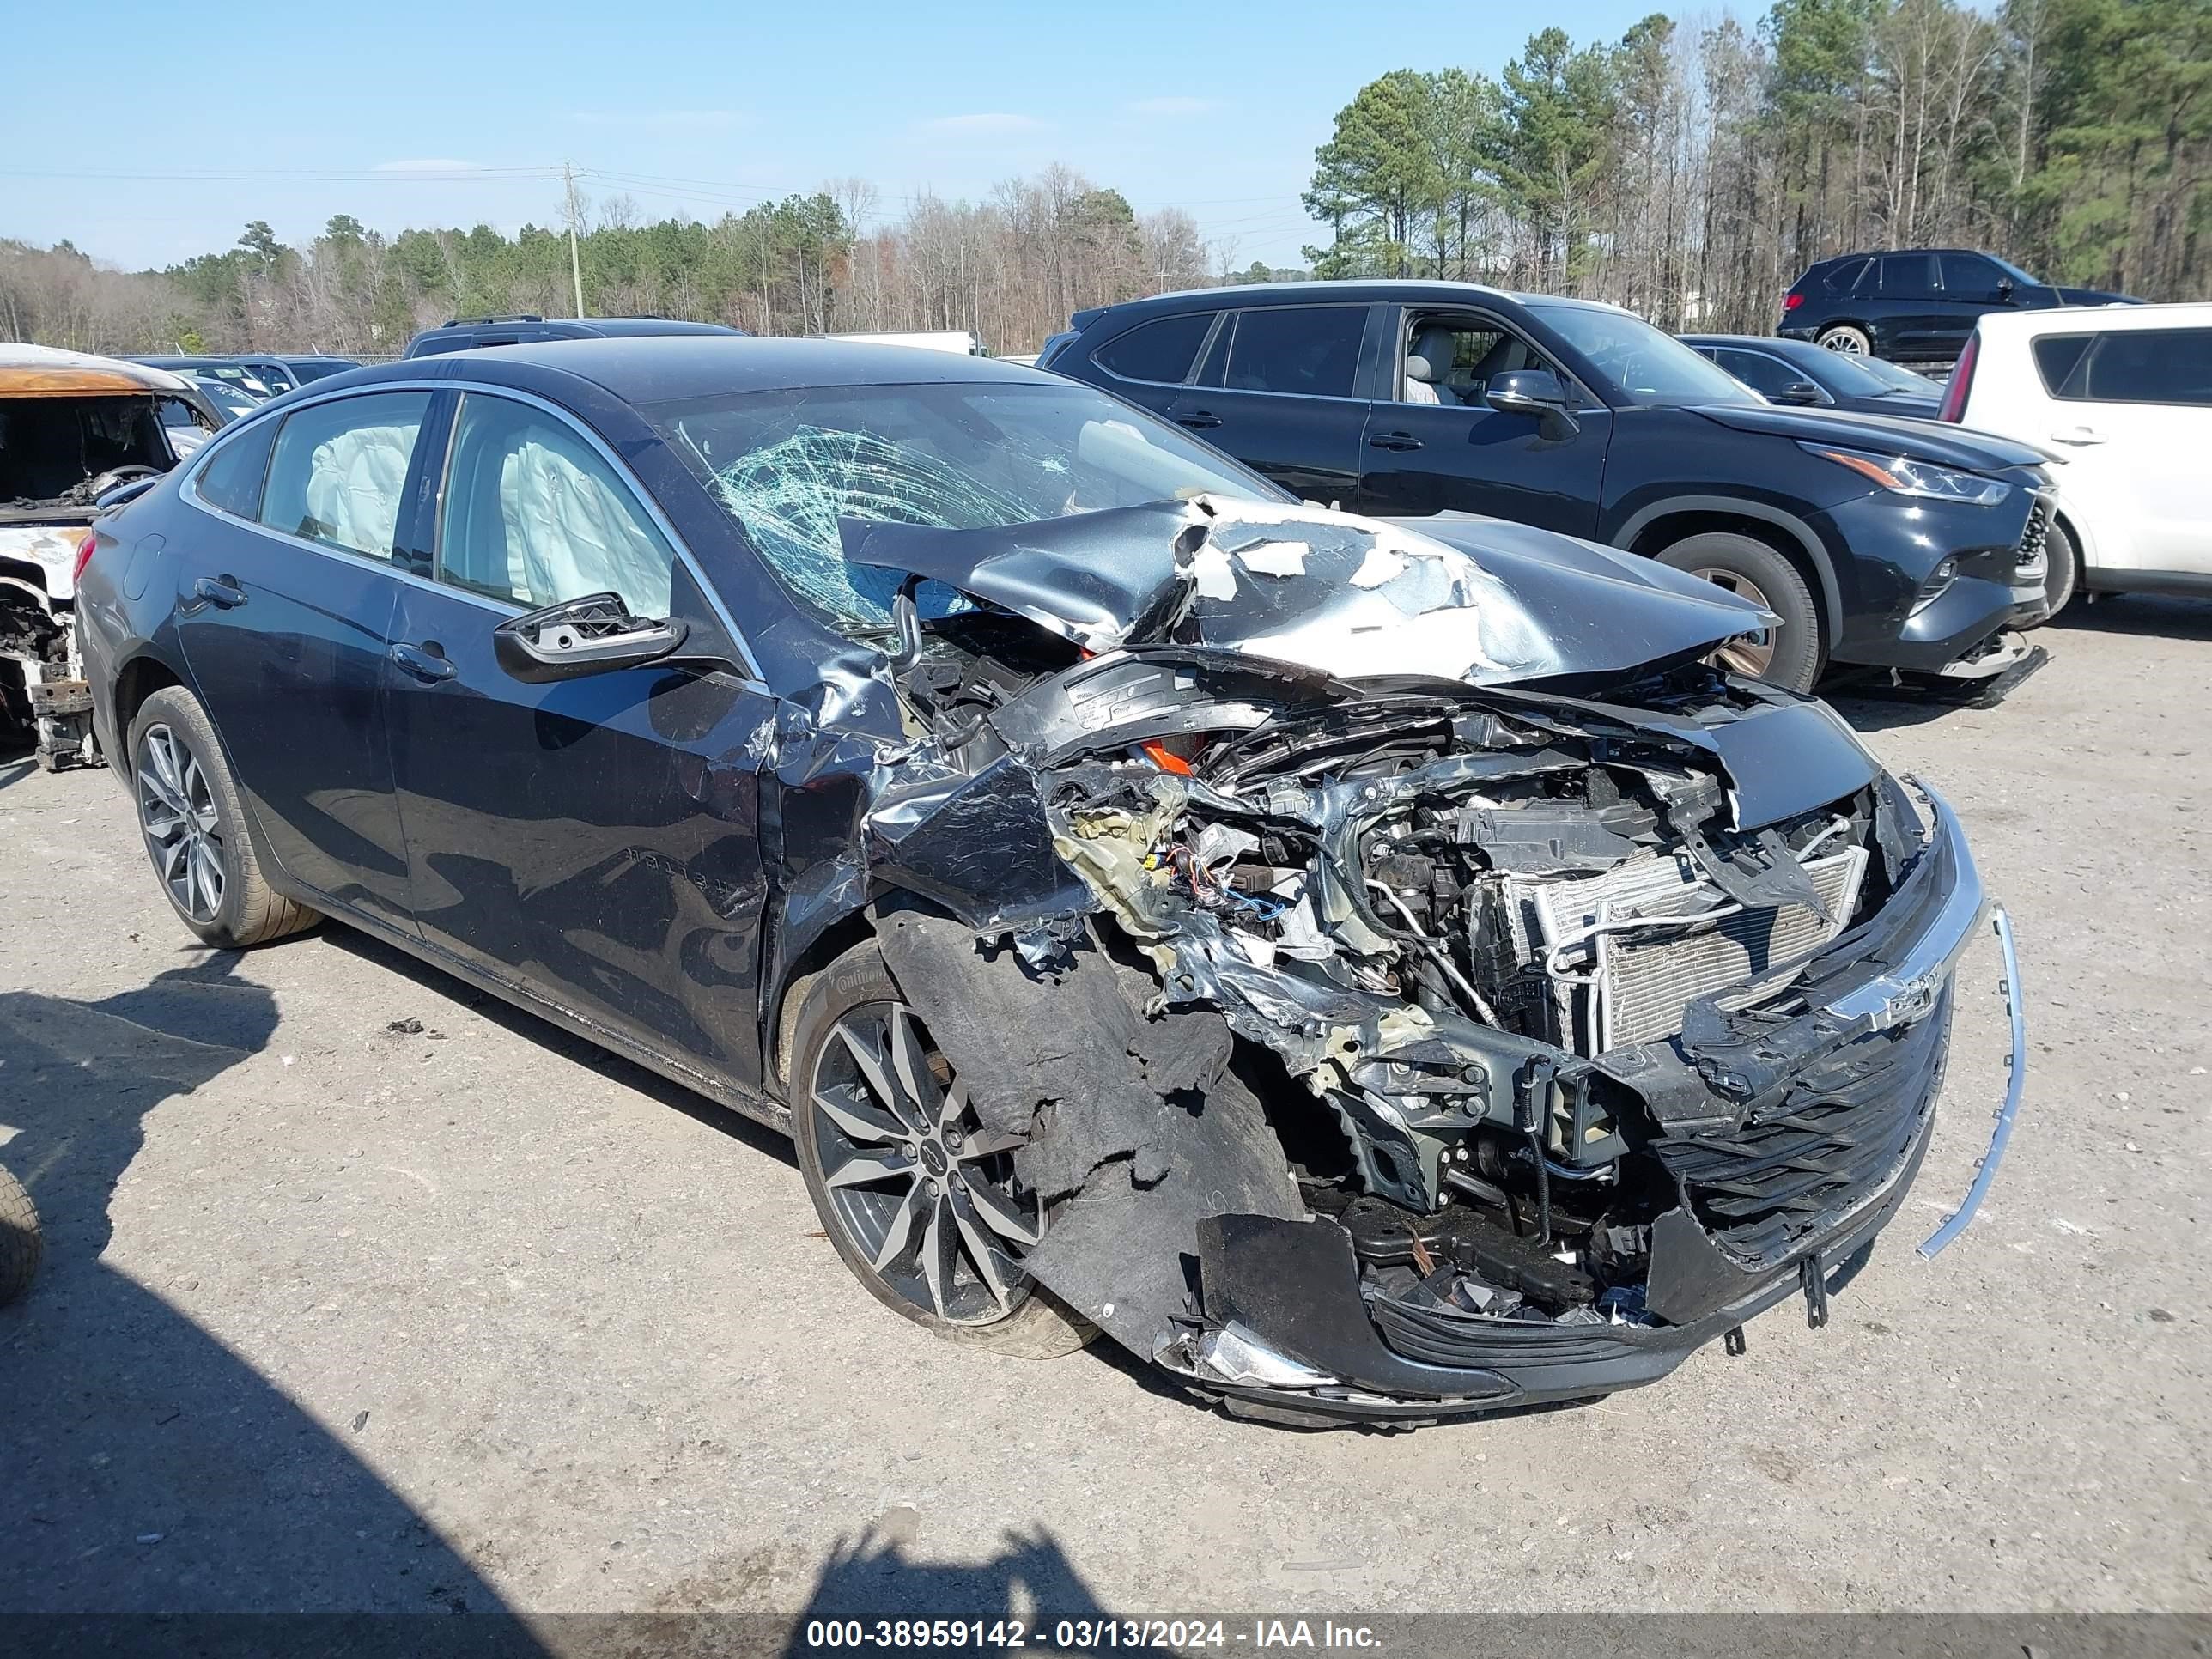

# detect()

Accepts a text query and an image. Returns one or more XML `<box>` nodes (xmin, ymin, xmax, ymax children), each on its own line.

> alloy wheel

<box><xmin>136</xmin><ymin>724</ymin><xmax>226</xmax><ymax>923</ymax></box>
<box><xmin>1687</xmin><ymin>568</ymin><xmax>1779</xmax><ymax>678</ymax></box>
<box><xmin>807</xmin><ymin>1001</ymin><xmax>1043</xmax><ymax>1325</ymax></box>
<box><xmin>1820</xmin><ymin>331</ymin><xmax>1869</xmax><ymax>355</ymax></box>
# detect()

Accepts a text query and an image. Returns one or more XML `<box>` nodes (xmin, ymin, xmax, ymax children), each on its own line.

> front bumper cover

<box><xmin>1158</xmin><ymin>784</ymin><xmax>2014</xmax><ymax>1427</ymax></box>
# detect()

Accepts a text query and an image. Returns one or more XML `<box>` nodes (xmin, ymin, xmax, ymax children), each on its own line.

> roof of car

<box><xmin>1972</xmin><ymin>298</ymin><xmax>2212</xmax><ymax>337</ymax></box>
<box><xmin>418</xmin><ymin>318</ymin><xmax>742</xmax><ymax>339</ymax></box>
<box><xmin>1079</xmin><ymin>280</ymin><xmax>1623</xmax><ymax>321</ymax></box>
<box><xmin>0</xmin><ymin>343</ymin><xmax>191</xmax><ymax>397</ymax></box>
<box><xmin>355</xmin><ymin>335</ymin><xmax>1048</xmax><ymax>403</ymax></box>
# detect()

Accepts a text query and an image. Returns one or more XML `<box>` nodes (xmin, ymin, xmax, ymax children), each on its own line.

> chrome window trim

<box><xmin>182</xmin><ymin>376</ymin><xmax>768</xmax><ymax>689</ymax></box>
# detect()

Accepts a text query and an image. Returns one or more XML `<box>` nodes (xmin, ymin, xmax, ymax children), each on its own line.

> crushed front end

<box><xmin>830</xmin><ymin>499</ymin><xmax>2008</xmax><ymax>1427</ymax></box>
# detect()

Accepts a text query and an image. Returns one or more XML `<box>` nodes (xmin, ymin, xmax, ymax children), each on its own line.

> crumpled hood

<box><xmin>841</xmin><ymin>495</ymin><xmax>1771</xmax><ymax>690</ymax></box>
<box><xmin>1692</xmin><ymin>400</ymin><xmax>2048</xmax><ymax>471</ymax></box>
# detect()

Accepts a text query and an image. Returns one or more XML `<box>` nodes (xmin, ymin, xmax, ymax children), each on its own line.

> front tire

<box><xmin>790</xmin><ymin>947</ymin><xmax>1092</xmax><ymax>1358</ymax></box>
<box><xmin>126</xmin><ymin>686</ymin><xmax>318</xmax><ymax>949</ymax></box>
<box><xmin>1657</xmin><ymin>532</ymin><xmax>1824</xmax><ymax>693</ymax></box>
<box><xmin>0</xmin><ymin>1164</ymin><xmax>42</xmax><ymax>1308</ymax></box>
<box><xmin>1818</xmin><ymin>324</ymin><xmax>1872</xmax><ymax>355</ymax></box>
<box><xmin>2033</xmin><ymin>518</ymin><xmax>2081</xmax><ymax>623</ymax></box>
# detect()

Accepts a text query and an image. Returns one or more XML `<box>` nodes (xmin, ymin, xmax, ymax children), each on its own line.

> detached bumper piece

<box><xmin>1838</xmin><ymin>630</ymin><xmax>2050</xmax><ymax>711</ymax></box>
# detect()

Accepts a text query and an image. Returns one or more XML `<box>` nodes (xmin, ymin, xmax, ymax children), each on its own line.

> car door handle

<box><xmin>1174</xmin><ymin>409</ymin><xmax>1223</xmax><ymax>429</ymax></box>
<box><xmin>191</xmin><ymin>574</ymin><xmax>246</xmax><ymax>609</ymax></box>
<box><xmin>2051</xmin><ymin>425</ymin><xmax>2106</xmax><ymax>445</ymax></box>
<box><xmin>388</xmin><ymin>641</ymin><xmax>456</xmax><ymax>683</ymax></box>
<box><xmin>1367</xmin><ymin>432</ymin><xmax>1424</xmax><ymax>452</ymax></box>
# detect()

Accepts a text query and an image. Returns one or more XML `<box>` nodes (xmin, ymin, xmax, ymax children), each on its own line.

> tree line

<box><xmin>1304</xmin><ymin>0</ymin><xmax>2207</xmax><ymax>329</ymax></box>
<box><xmin>1</xmin><ymin>0</ymin><xmax>2203</xmax><ymax>358</ymax></box>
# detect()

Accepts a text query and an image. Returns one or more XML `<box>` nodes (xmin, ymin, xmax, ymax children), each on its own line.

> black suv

<box><xmin>1778</xmin><ymin>250</ymin><xmax>2138</xmax><ymax>366</ymax></box>
<box><xmin>1042</xmin><ymin>281</ymin><xmax>2052</xmax><ymax>693</ymax></box>
<box><xmin>403</xmin><ymin>314</ymin><xmax>744</xmax><ymax>357</ymax></box>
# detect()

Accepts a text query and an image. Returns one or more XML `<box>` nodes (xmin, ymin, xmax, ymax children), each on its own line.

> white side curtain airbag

<box><xmin>304</xmin><ymin>424</ymin><xmax>416</xmax><ymax>556</ymax></box>
<box><xmin>498</xmin><ymin>432</ymin><xmax>672</xmax><ymax>617</ymax></box>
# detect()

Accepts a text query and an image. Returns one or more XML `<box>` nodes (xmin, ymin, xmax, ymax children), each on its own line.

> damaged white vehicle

<box><xmin>82</xmin><ymin>345</ymin><xmax>2022</xmax><ymax>1427</ymax></box>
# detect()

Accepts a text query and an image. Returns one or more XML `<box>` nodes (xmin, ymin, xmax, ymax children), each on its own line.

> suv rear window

<box><xmin>2035</xmin><ymin>328</ymin><xmax>2212</xmax><ymax>406</ymax></box>
<box><xmin>1221</xmin><ymin>306</ymin><xmax>1365</xmax><ymax>398</ymax></box>
<box><xmin>1822</xmin><ymin>257</ymin><xmax>1872</xmax><ymax>293</ymax></box>
<box><xmin>1093</xmin><ymin>313</ymin><xmax>1213</xmax><ymax>385</ymax></box>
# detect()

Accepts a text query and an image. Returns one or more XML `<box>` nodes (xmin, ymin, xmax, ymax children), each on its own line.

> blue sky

<box><xmin>3</xmin><ymin>0</ymin><xmax>1690</xmax><ymax>274</ymax></box>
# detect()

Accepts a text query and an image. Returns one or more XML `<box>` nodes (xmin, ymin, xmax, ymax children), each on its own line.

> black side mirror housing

<box><xmin>1485</xmin><ymin>368</ymin><xmax>1578</xmax><ymax>438</ymax></box>
<box><xmin>493</xmin><ymin>592</ymin><xmax>690</xmax><ymax>684</ymax></box>
<box><xmin>1778</xmin><ymin>380</ymin><xmax>1826</xmax><ymax>406</ymax></box>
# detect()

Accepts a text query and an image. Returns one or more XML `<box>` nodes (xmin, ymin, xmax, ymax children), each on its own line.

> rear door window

<box><xmin>258</xmin><ymin>391</ymin><xmax>432</xmax><ymax>559</ymax></box>
<box><xmin>1221</xmin><ymin>306</ymin><xmax>1366</xmax><ymax>398</ymax></box>
<box><xmin>1823</xmin><ymin>257</ymin><xmax>1873</xmax><ymax>293</ymax></box>
<box><xmin>2039</xmin><ymin>328</ymin><xmax>2212</xmax><ymax>406</ymax></box>
<box><xmin>1092</xmin><ymin>312</ymin><xmax>1215</xmax><ymax>385</ymax></box>
<box><xmin>1878</xmin><ymin>253</ymin><xmax>1937</xmax><ymax>295</ymax></box>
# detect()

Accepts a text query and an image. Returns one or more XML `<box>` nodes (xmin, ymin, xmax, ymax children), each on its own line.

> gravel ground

<box><xmin>1</xmin><ymin>599</ymin><xmax>2207</xmax><ymax>1627</ymax></box>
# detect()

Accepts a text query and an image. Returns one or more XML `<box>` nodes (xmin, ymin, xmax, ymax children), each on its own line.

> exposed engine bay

<box><xmin>769</xmin><ymin>495</ymin><xmax>1991</xmax><ymax>1421</ymax></box>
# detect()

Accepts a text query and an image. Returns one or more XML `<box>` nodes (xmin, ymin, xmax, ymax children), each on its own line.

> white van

<box><xmin>1942</xmin><ymin>302</ymin><xmax>2212</xmax><ymax>613</ymax></box>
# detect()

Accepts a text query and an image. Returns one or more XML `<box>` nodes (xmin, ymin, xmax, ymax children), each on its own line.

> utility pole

<box><xmin>564</xmin><ymin>161</ymin><xmax>586</xmax><ymax>319</ymax></box>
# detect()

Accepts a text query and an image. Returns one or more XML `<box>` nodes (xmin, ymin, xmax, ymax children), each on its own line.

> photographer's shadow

<box><xmin>783</xmin><ymin>1521</ymin><xmax>1111</xmax><ymax>1655</ymax></box>
<box><xmin>0</xmin><ymin>952</ymin><xmax>530</xmax><ymax>1628</ymax></box>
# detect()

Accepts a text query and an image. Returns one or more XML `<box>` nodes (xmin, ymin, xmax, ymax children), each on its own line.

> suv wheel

<box><xmin>2034</xmin><ymin>518</ymin><xmax>2081</xmax><ymax>623</ymax></box>
<box><xmin>790</xmin><ymin>947</ymin><xmax>1093</xmax><ymax>1358</ymax></box>
<box><xmin>1658</xmin><ymin>532</ymin><xmax>1824</xmax><ymax>693</ymax></box>
<box><xmin>127</xmin><ymin>687</ymin><xmax>318</xmax><ymax>948</ymax></box>
<box><xmin>1817</xmin><ymin>325</ymin><xmax>1871</xmax><ymax>355</ymax></box>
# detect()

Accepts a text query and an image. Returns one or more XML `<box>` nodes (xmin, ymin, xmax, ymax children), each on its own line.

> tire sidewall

<box><xmin>2038</xmin><ymin>518</ymin><xmax>2080</xmax><ymax>622</ymax></box>
<box><xmin>1657</xmin><ymin>532</ymin><xmax>1824</xmax><ymax>693</ymax></box>
<box><xmin>1819</xmin><ymin>325</ymin><xmax>1872</xmax><ymax>354</ymax></box>
<box><xmin>126</xmin><ymin>687</ymin><xmax>260</xmax><ymax>947</ymax></box>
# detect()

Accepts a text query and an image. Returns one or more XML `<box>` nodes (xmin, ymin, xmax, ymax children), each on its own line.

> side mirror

<box><xmin>1484</xmin><ymin>368</ymin><xmax>1578</xmax><ymax>437</ymax></box>
<box><xmin>493</xmin><ymin>591</ymin><xmax>689</xmax><ymax>684</ymax></box>
<box><xmin>1778</xmin><ymin>380</ymin><xmax>1826</xmax><ymax>406</ymax></box>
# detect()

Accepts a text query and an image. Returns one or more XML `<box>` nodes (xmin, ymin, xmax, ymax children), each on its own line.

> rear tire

<box><xmin>0</xmin><ymin>1164</ymin><xmax>42</xmax><ymax>1308</ymax></box>
<box><xmin>126</xmin><ymin>686</ymin><xmax>318</xmax><ymax>949</ymax></box>
<box><xmin>1657</xmin><ymin>532</ymin><xmax>1824</xmax><ymax>693</ymax></box>
<box><xmin>790</xmin><ymin>946</ymin><xmax>1094</xmax><ymax>1359</ymax></box>
<box><xmin>2033</xmin><ymin>518</ymin><xmax>2080</xmax><ymax>623</ymax></box>
<box><xmin>1818</xmin><ymin>324</ymin><xmax>1872</xmax><ymax>355</ymax></box>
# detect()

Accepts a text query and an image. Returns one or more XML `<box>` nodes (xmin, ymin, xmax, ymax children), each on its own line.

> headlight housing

<box><xmin>1802</xmin><ymin>442</ymin><xmax>2013</xmax><ymax>507</ymax></box>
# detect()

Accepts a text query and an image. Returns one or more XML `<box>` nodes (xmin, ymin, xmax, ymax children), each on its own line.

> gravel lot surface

<box><xmin>2</xmin><ymin>599</ymin><xmax>2207</xmax><ymax>1627</ymax></box>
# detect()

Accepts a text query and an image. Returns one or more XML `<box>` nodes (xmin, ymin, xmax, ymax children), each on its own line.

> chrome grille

<box><xmin>1514</xmin><ymin>843</ymin><xmax>1868</xmax><ymax>1054</ymax></box>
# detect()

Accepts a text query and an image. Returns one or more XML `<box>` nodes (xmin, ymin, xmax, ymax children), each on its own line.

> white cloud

<box><xmin>568</xmin><ymin>109</ymin><xmax>748</xmax><ymax>131</ymax></box>
<box><xmin>1126</xmin><ymin>96</ymin><xmax>1218</xmax><ymax>118</ymax></box>
<box><xmin>373</xmin><ymin>158</ymin><xmax>484</xmax><ymax>173</ymax></box>
<box><xmin>919</xmin><ymin>112</ymin><xmax>1050</xmax><ymax>136</ymax></box>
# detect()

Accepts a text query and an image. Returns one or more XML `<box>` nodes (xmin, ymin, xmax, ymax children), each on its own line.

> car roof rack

<box><xmin>441</xmin><ymin>314</ymin><xmax>545</xmax><ymax>327</ymax></box>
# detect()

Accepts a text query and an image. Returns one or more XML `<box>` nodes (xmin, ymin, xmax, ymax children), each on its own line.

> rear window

<box><xmin>1220</xmin><ymin>306</ymin><xmax>1365</xmax><ymax>398</ymax></box>
<box><xmin>2035</xmin><ymin>328</ymin><xmax>2212</xmax><ymax>405</ymax></box>
<box><xmin>1093</xmin><ymin>313</ymin><xmax>1213</xmax><ymax>385</ymax></box>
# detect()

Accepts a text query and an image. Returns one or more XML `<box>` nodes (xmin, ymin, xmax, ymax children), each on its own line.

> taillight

<box><xmin>1783</xmin><ymin>292</ymin><xmax>1805</xmax><ymax>312</ymax></box>
<box><xmin>1938</xmin><ymin>332</ymin><xmax>1978</xmax><ymax>423</ymax></box>
<box><xmin>70</xmin><ymin>530</ymin><xmax>98</xmax><ymax>586</ymax></box>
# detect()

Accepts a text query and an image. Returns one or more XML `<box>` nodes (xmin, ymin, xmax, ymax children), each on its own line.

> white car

<box><xmin>1942</xmin><ymin>302</ymin><xmax>2212</xmax><ymax>614</ymax></box>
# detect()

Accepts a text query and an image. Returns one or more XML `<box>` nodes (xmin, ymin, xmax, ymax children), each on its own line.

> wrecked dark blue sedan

<box><xmin>74</xmin><ymin>339</ymin><xmax>2018</xmax><ymax>1426</ymax></box>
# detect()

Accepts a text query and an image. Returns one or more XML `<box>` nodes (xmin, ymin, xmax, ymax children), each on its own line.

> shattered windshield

<box><xmin>645</xmin><ymin>380</ymin><xmax>1279</xmax><ymax>634</ymax></box>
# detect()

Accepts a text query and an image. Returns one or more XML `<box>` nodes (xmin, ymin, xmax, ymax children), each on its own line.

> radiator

<box><xmin>1514</xmin><ymin>842</ymin><xmax>1868</xmax><ymax>1054</ymax></box>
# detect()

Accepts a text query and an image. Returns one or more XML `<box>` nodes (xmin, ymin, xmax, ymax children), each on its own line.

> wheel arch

<box><xmin>111</xmin><ymin>653</ymin><xmax>188</xmax><ymax>778</ymax></box>
<box><xmin>1617</xmin><ymin>498</ymin><xmax>1844</xmax><ymax>644</ymax></box>
<box><xmin>763</xmin><ymin>902</ymin><xmax>880</xmax><ymax>1097</ymax></box>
